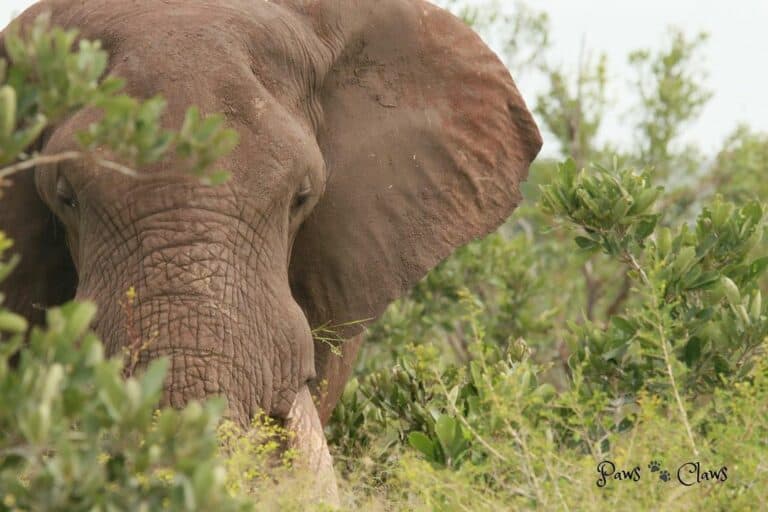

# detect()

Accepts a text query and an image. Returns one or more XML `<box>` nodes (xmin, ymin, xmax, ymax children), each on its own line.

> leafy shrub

<box><xmin>331</xmin><ymin>280</ymin><xmax>767</xmax><ymax>510</ymax></box>
<box><xmin>0</xmin><ymin>245</ymin><xmax>248</xmax><ymax>510</ymax></box>
<box><xmin>542</xmin><ymin>160</ymin><xmax>767</xmax><ymax>398</ymax></box>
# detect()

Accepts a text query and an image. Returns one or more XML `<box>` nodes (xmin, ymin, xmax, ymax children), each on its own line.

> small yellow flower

<box><xmin>134</xmin><ymin>472</ymin><xmax>149</xmax><ymax>489</ymax></box>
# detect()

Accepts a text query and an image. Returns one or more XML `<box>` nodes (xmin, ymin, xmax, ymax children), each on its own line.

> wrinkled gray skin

<box><xmin>0</xmin><ymin>0</ymin><xmax>541</xmax><ymax>498</ymax></box>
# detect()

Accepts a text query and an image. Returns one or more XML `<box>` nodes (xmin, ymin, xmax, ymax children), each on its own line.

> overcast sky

<box><xmin>3</xmin><ymin>0</ymin><xmax>767</xmax><ymax>157</ymax></box>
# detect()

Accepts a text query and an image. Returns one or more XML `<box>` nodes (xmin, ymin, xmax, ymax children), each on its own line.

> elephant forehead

<box><xmin>26</xmin><ymin>0</ymin><xmax>327</xmax><ymax>175</ymax></box>
<box><xmin>42</xmin><ymin>0</ymin><xmax>286</xmax><ymax>45</ymax></box>
<box><xmin>30</xmin><ymin>0</ymin><xmax>323</xmax><ymax>103</ymax></box>
<box><xmin>41</xmin><ymin>102</ymin><xmax>315</xmax><ymax>195</ymax></box>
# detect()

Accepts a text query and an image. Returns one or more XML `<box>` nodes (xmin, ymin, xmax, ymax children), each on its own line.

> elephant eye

<box><xmin>292</xmin><ymin>175</ymin><xmax>312</xmax><ymax>213</ymax></box>
<box><xmin>56</xmin><ymin>175</ymin><xmax>78</xmax><ymax>209</ymax></box>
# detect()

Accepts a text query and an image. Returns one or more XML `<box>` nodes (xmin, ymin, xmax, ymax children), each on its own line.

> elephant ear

<box><xmin>291</xmin><ymin>0</ymin><xmax>543</xmax><ymax>335</ymax></box>
<box><xmin>0</xmin><ymin>20</ymin><xmax>77</xmax><ymax>326</ymax></box>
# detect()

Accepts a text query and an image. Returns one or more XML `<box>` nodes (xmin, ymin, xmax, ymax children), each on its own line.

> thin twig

<box><xmin>624</xmin><ymin>251</ymin><xmax>699</xmax><ymax>456</ymax></box>
<box><xmin>0</xmin><ymin>151</ymin><xmax>140</xmax><ymax>181</ymax></box>
<box><xmin>657</xmin><ymin>318</ymin><xmax>699</xmax><ymax>456</ymax></box>
<box><xmin>581</xmin><ymin>261</ymin><xmax>601</xmax><ymax>321</ymax></box>
<box><xmin>92</xmin><ymin>157</ymin><xmax>139</xmax><ymax>178</ymax></box>
<box><xmin>0</xmin><ymin>151</ymin><xmax>83</xmax><ymax>180</ymax></box>
<box><xmin>509</xmin><ymin>427</ymin><xmax>545</xmax><ymax>506</ymax></box>
<box><xmin>433</xmin><ymin>370</ymin><xmax>510</xmax><ymax>464</ymax></box>
<box><xmin>605</xmin><ymin>269</ymin><xmax>632</xmax><ymax>317</ymax></box>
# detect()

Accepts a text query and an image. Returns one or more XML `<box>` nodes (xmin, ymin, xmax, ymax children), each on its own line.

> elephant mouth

<box><xmin>285</xmin><ymin>385</ymin><xmax>339</xmax><ymax>504</ymax></box>
<box><xmin>147</xmin><ymin>349</ymin><xmax>337</xmax><ymax>502</ymax></box>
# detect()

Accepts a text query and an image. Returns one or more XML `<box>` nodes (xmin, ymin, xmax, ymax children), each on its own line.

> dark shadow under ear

<box><xmin>1</xmin><ymin>164</ymin><xmax>78</xmax><ymax>326</ymax></box>
<box><xmin>1</xmin><ymin>22</ymin><xmax>79</xmax><ymax>326</ymax></box>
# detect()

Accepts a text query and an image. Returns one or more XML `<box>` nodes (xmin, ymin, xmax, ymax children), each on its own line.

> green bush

<box><xmin>331</xmin><ymin>277</ymin><xmax>767</xmax><ymax>510</ymax></box>
<box><xmin>0</xmin><ymin>292</ymin><xmax>247</xmax><ymax>510</ymax></box>
<box><xmin>542</xmin><ymin>160</ymin><xmax>767</xmax><ymax>397</ymax></box>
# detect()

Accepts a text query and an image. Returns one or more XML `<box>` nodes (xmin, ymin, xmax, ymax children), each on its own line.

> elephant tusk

<box><xmin>285</xmin><ymin>385</ymin><xmax>340</xmax><ymax>506</ymax></box>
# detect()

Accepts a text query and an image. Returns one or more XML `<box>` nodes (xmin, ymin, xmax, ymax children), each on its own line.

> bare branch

<box><xmin>0</xmin><ymin>151</ymin><xmax>141</xmax><ymax>184</ymax></box>
<box><xmin>605</xmin><ymin>270</ymin><xmax>632</xmax><ymax>318</ymax></box>
<box><xmin>0</xmin><ymin>151</ymin><xmax>83</xmax><ymax>181</ymax></box>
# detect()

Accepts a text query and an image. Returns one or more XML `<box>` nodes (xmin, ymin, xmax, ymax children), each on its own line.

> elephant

<box><xmin>0</xmin><ymin>0</ymin><xmax>541</xmax><ymax>497</ymax></box>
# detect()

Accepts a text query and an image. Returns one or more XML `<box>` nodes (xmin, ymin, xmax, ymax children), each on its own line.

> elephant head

<box><xmin>0</xmin><ymin>0</ymin><xmax>541</xmax><ymax>492</ymax></box>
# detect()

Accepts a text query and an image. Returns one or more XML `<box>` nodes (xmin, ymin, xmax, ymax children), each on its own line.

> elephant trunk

<box><xmin>73</xmin><ymin>196</ymin><xmax>333</xmax><ymax>491</ymax></box>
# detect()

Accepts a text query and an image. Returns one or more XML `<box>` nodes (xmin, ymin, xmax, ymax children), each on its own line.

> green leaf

<box><xmin>747</xmin><ymin>256</ymin><xmax>768</xmax><ymax>281</ymax></box>
<box><xmin>201</xmin><ymin>170</ymin><xmax>231</xmax><ymax>186</ymax></box>
<box><xmin>611</xmin><ymin>316</ymin><xmax>636</xmax><ymax>334</ymax></box>
<box><xmin>574</xmin><ymin>236</ymin><xmax>599</xmax><ymax>250</ymax></box>
<box><xmin>713</xmin><ymin>354</ymin><xmax>731</xmax><ymax>375</ymax></box>
<box><xmin>720</xmin><ymin>276</ymin><xmax>741</xmax><ymax>306</ymax></box>
<box><xmin>63</xmin><ymin>301</ymin><xmax>97</xmax><ymax>338</ymax></box>
<box><xmin>633</xmin><ymin>214</ymin><xmax>659</xmax><ymax>241</ymax></box>
<box><xmin>0</xmin><ymin>310</ymin><xmax>28</xmax><ymax>333</ymax></box>
<box><xmin>682</xmin><ymin>337</ymin><xmax>704</xmax><ymax>365</ymax></box>
<box><xmin>408</xmin><ymin>431</ymin><xmax>437</xmax><ymax>461</ymax></box>
<box><xmin>435</xmin><ymin>416</ymin><xmax>461</xmax><ymax>457</ymax></box>
<box><xmin>140</xmin><ymin>357</ymin><xmax>169</xmax><ymax>400</ymax></box>
<box><xmin>685</xmin><ymin>271</ymin><xmax>720</xmax><ymax>291</ymax></box>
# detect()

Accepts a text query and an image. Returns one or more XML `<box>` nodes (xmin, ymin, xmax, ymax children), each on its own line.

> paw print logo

<box><xmin>659</xmin><ymin>470</ymin><xmax>671</xmax><ymax>482</ymax></box>
<box><xmin>648</xmin><ymin>460</ymin><xmax>661</xmax><ymax>473</ymax></box>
